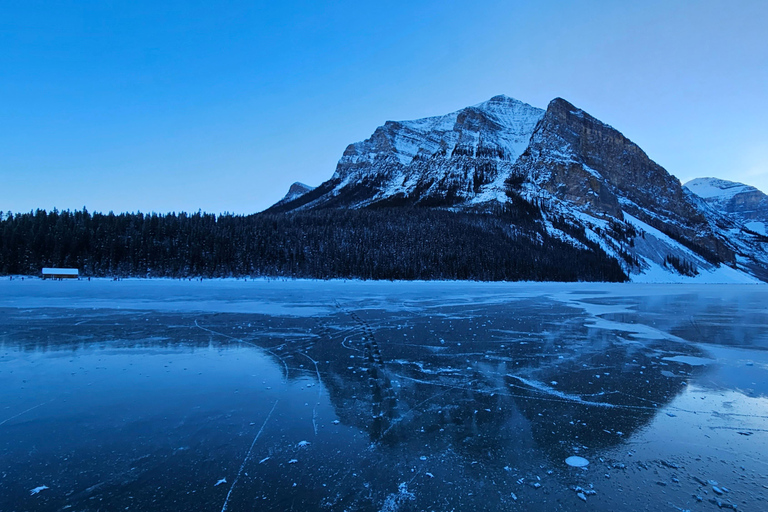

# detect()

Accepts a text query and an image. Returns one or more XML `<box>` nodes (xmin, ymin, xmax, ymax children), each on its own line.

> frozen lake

<box><xmin>1</xmin><ymin>279</ymin><xmax>767</xmax><ymax>511</ymax></box>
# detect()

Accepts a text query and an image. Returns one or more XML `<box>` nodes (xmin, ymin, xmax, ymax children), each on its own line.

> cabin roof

<box><xmin>41</xmin><ymin>268</ymin><xmax>79</xmax><ymax>275</ymax></box>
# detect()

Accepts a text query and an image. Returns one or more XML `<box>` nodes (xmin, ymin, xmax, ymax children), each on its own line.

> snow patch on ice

<box><xmin>662</xmin><ymin>355</ymin><xmax>715</xmax><ymax>367</ymax></box>
<box><xmin>565</xmin><ymin>456</ymin><xmax>589</xmax><ymax>467</ymax></box>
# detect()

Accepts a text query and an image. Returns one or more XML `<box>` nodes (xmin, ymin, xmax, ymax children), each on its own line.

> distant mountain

<box><xmin>268</xmin><ymin>95</ymin><xmax>768</xmax><ymax>283</ymax></box>
<box><xmin>685</xmin><ymin>178</ymin><xmax>768</xmax><ymax>236</ymax></box>
<box><xmin>273</xmin><ymin>182</ymin><xmax>315</xmax><ymax>208</ymax></box>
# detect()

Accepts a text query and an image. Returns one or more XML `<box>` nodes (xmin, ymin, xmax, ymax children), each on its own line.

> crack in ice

<box><xmin>220</xmin><ymin>400</ymin><xmax>278</xmax><ymax>512</ymax></box>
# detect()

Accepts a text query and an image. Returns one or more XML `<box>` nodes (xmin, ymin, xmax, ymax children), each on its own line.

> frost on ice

<box><xmin>381</xmin><ymin>482</ymin><xmax>416</xmax><ymax>512</ymax></box>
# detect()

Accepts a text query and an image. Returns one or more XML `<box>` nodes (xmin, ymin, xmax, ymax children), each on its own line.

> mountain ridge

<box><xmin>269</xmin><ymin>95</ymin><xmax>768</xmax><ymax>283</ymax></box>
<box><xmin>685</xmin><ymin>177</ymin><xmax>768</xmax><ymax>237</ymax></box>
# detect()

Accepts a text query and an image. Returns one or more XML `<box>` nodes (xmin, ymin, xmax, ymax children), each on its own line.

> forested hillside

<box><xmin>0</xmin><ymin>207</ymin><xmax>626</xmax><ymax>282</ymax></box>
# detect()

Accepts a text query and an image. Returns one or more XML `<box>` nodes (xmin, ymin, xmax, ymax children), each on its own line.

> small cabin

<box><xmin>41</xmin><ymin>267</ymin><xmax>79</xmax><ymax>280</ymax></box>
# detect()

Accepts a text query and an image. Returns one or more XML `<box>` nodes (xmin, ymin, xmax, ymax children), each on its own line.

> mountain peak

<box><xmin>479</xmin><ymin>94</ymin><xmax>521</xmax><ymax>106</ymax></box>
<box><xmin>546</xmin><ymin>97</ymin><xmax>593</xmax><ymax>121</ymax></box>
<box><xmin>686</xmin><ymin>177</ymin><xmax>768</xmax><ymax>236</ymax></box>
<box><xmin>473</xmin><ymin>94</ymin><xmax>538</xmax><ymax>113</ymax></box>
<box><xmin>548</xmin><ymin>96</ymin><xmax>575</xmax><ymax>109</ymax></box>
<box><xmin>273</xmin><ymin>182</ymin><xmax>315</xmax><ymax>207</ymax></box>
<box><xmin>685</xmin><ymin>177</ymin><xmax>761</xmax><ymax>199</ymax></box>
<box><xmin>321</xmin><ymin>95</ymin><xmax>545</xmax><ymax>196</ymax></box>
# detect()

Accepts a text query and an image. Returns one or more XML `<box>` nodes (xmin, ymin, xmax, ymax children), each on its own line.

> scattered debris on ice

<box><xmin>710</xmin><ymin>498</ymin><xmax>738</xmax><ymax>510</ymax></box>
<box><xmin>565</xmin><ymin>456</ymin><xmax>589</xmax><ymax>468</ymax></box>
<box><xmin>30</xmin><ymin>486</ymin><xmax>49</xmax><ymax>495</ymax></box>
<box><xmin>259</xmin><ymin>457</ymin><xmax>270</xmax><ymax>464</ymax></box>
<box><xmin>288</xmin><ymin>459</ymin><xmax>298</xmax><ymax>464</ymax></box>
<box><xmin>215</xmin><ymin>478</ymin><xmax>227</xmax><ymax>487</ymax></box>
<box><xmin>573</xmin><ymin>485</ymin><xmax>596</xmax><ymax>501</ymax></box>
<box><xmin>297</xmin><ymin>440</ymin><xmax>310</xmax><ymax>448</ymax></box>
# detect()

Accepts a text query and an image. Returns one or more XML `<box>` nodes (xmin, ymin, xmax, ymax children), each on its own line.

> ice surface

<box><xmin>1</xmin><ymin>280</ymin><xmax>767</xmax><ymax>511</ymax></box>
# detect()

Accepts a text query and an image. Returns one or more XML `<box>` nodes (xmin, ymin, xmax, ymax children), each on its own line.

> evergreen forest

<box><xmin>0</xmin><ymin>206</ymin><xmax>628</xmax><ymax>282</ymax></box>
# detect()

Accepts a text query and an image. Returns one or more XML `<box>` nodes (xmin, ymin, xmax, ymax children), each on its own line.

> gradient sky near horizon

<box><xmin>2</xmin><ymin>0</ymin><xmax>767</xmax><ymax>215</ymax></box>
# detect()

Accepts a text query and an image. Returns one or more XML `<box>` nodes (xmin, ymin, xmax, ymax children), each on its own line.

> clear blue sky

<box><xmin>2</xmin><ymin>0</ymin><xmax>767</xmax><ymax>214</ymax></box>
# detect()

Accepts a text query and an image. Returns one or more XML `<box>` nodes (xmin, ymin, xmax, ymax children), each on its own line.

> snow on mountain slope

<box><xmin>269</xmin><ymin>95</ymin><xmax>544</xmax><ymax>211</ymax></box>
<box><xmin>686</xmin><ymin>177</ymin><xmax>755</xmax><ymax>200</ymax></box>
<box><xmin>686</xmin><ymin>177</ymin><xmax>768</xmax><ymax>236</ymax></box>
<box><xmin>507</xmin><ymin>97</ymin><xmax>766</xmax><ymax>282</ymax></box>
<box><xmin>266</xmin><ymin>95</ymin><xmax>768</xmax><ymax>284</ymax></box>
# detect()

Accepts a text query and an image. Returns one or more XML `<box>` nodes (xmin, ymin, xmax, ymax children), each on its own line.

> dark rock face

<box><xmin>286</xmin><ymin>182</ymin><xmax>314</xmax><ymax>198</ymax></box>
<box><xmin>515</xmin><ymin>98</ymin><xmax>734</xmax><ymax>263</ymax></box>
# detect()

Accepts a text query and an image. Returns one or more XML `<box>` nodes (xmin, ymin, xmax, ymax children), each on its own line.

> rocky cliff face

<box><xmin>514</xmin><ymin>98</ymin><xmax>735</xmax><ymax>264</ymax></box>
<box><xmin>285</xmin><ymin>182</ymin><xmax>315</xmax><ymax>202</ymax></box>
<box><xmin>268</xmin><ymin>95</ymin><xmax>768</xmax><ymax>283</ymax></box>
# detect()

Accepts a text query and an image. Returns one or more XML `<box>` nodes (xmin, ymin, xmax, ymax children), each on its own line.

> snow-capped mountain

<box><xmin>685</xmin><ymin>178</ymin><xmax>768</xmax><ymax>236</ymax></box>
<box><xmin>269</xmin><ymin>96</ymin><xmax>768</xmax><ymax>283</ymax></box>
<box><xmin>271</xmin><ymin>95</ymin><xmax>544</xmax><ymax>209</ymax></box>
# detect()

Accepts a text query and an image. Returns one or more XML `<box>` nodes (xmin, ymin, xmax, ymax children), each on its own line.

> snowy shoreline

<box><xmin>2</xmin><ymin>274</ymin><xmax>764</xmax><ymax>285</ymax></box>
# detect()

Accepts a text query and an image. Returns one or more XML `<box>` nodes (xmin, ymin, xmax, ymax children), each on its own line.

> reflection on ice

<box><xmin>0</xmin><ymin>280</ymin><xmax>766</xmax><ymax>511</ymax></box>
